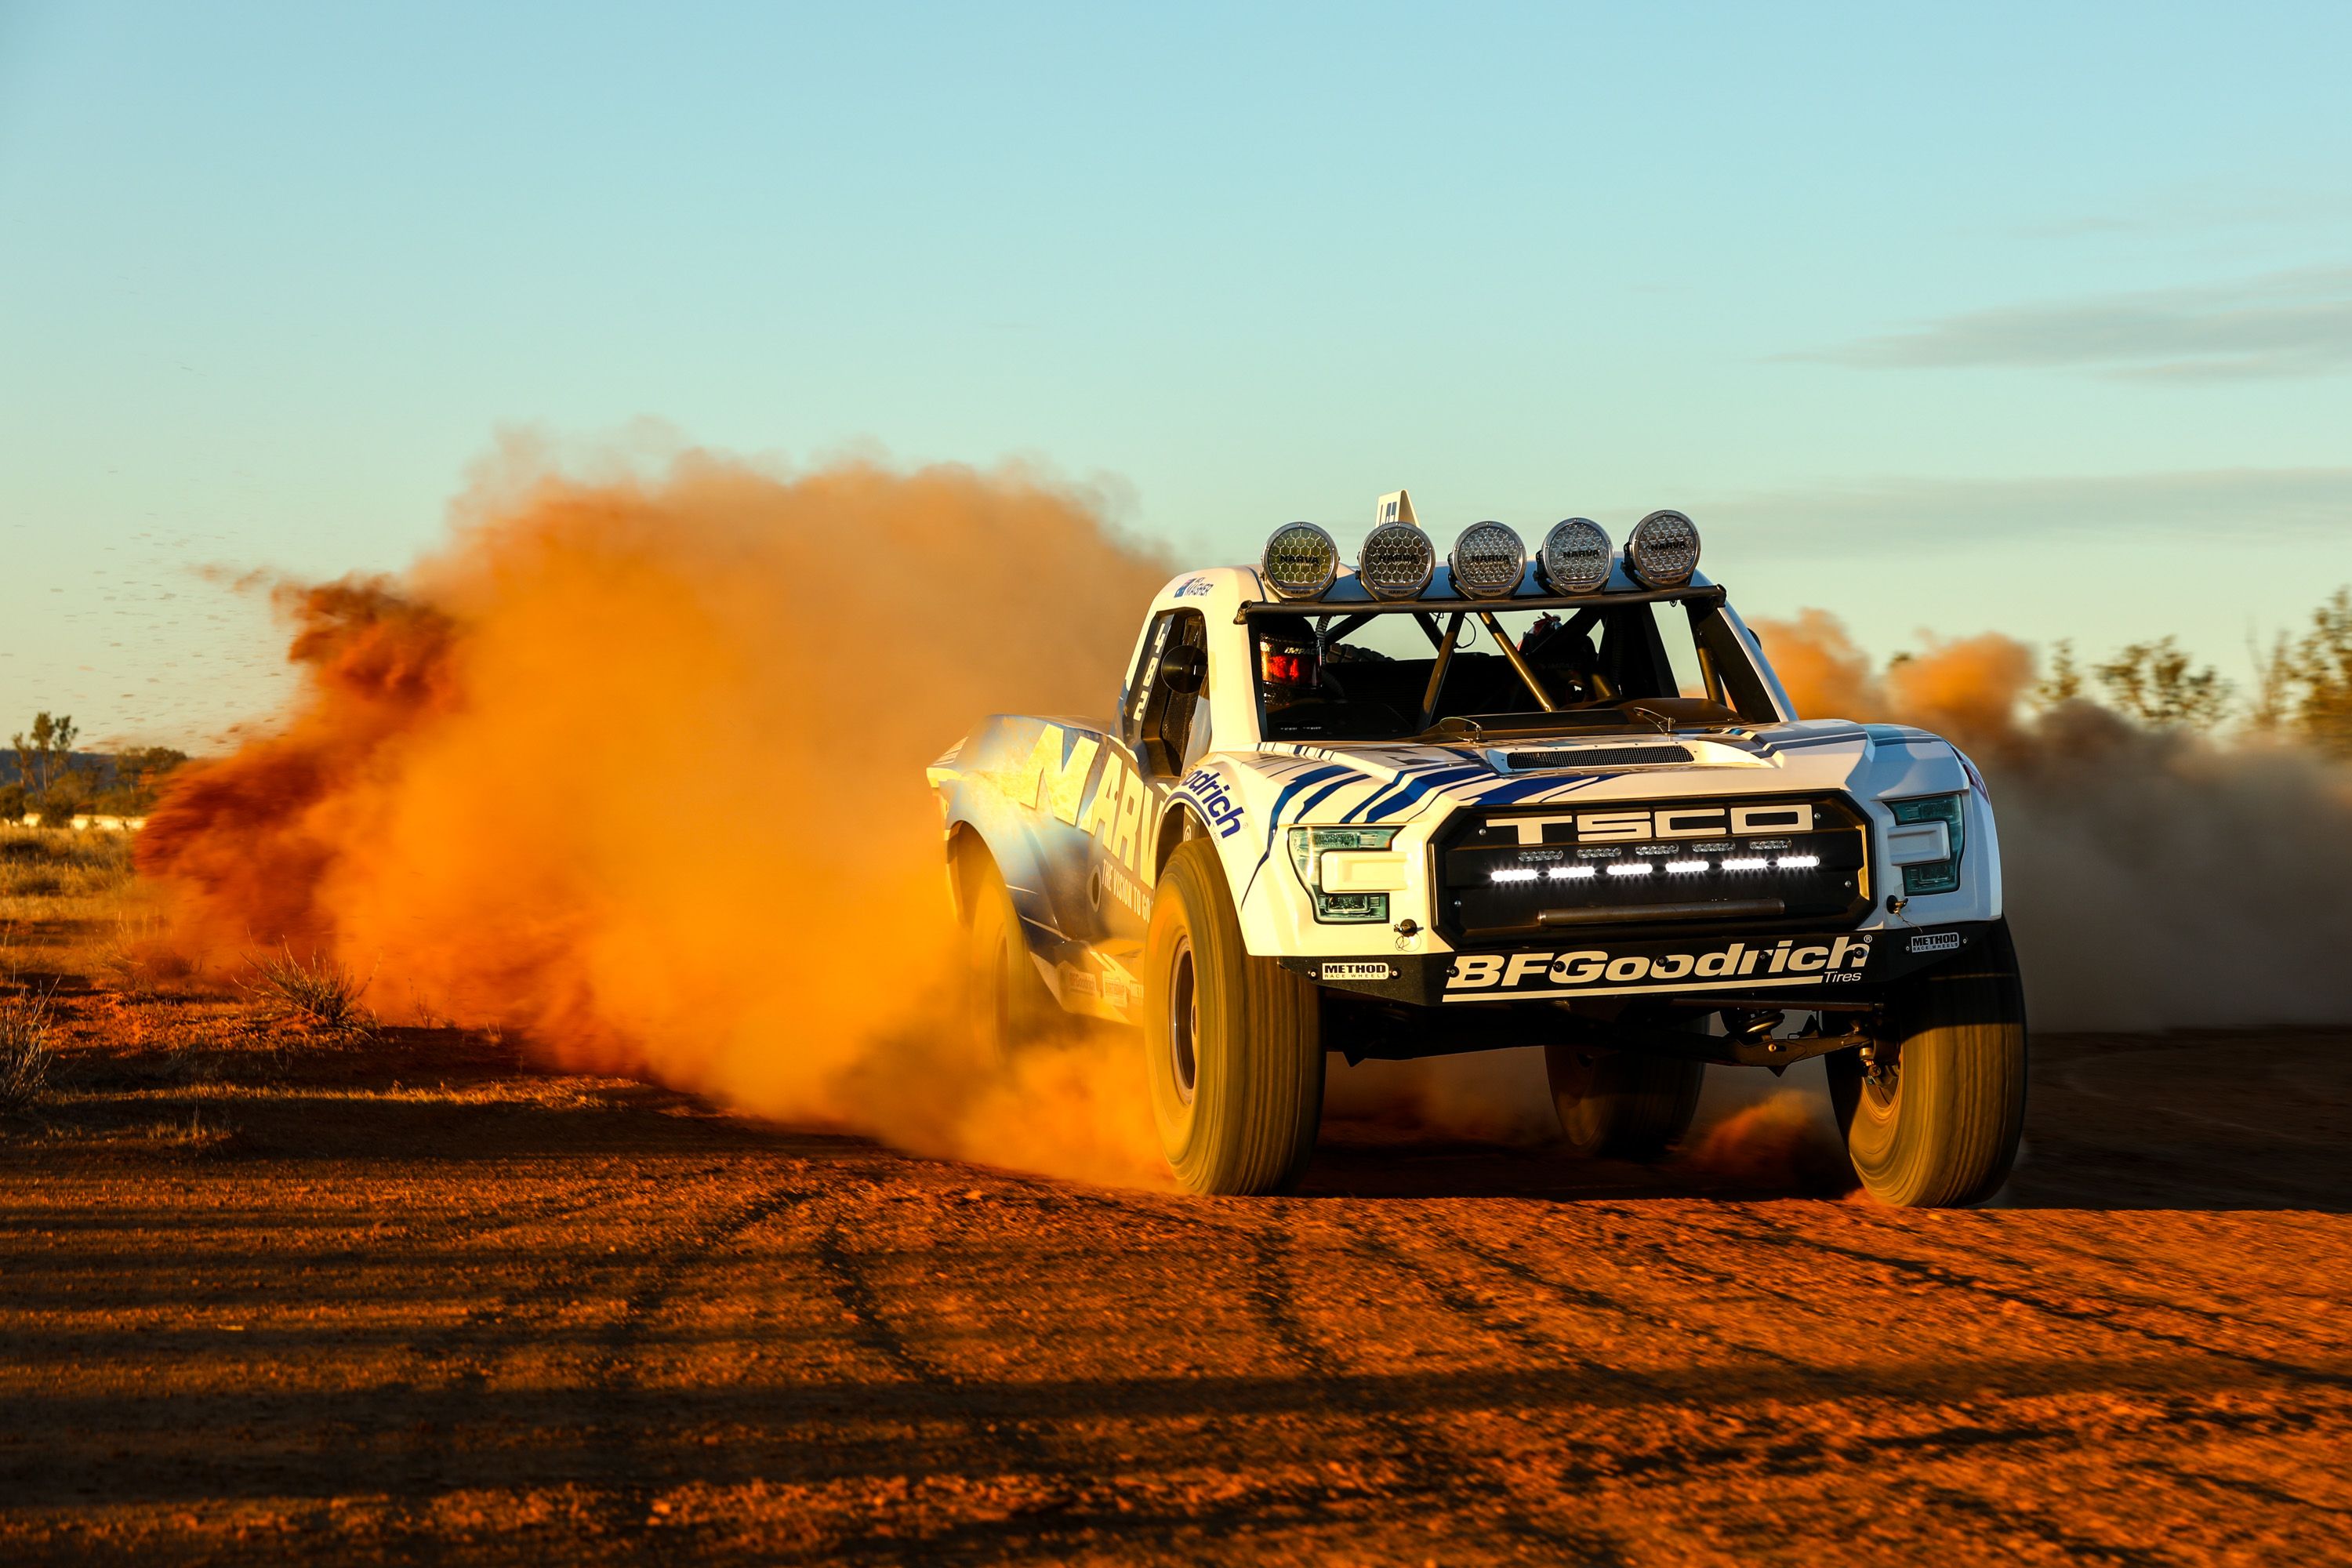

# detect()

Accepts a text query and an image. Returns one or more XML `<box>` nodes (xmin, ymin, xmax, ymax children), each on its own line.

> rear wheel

<box><xmin>1143</xmin><ymin>840</ymin><xmax>1323</xmax><ymax>1194</ymax></box>
<box><xmin>1545</xmin><ymin>1040</ymin><xmax>1704</xmax><ymax>1160</ymax></box>
<box><xmin>960</xmin><ymin>851</ymin><xmax>1057</xmax><ymax>1063</ymax></box>
<box><xmin>1827</xmin><ymin>920</ymin><xmax>2028</xmax><ymax>1207</ymax></box>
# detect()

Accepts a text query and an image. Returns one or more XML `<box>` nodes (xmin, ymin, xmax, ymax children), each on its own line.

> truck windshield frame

<box><xmin>1242</xmin><ymin>586</ymin><xmax>1780</xmax><ymax>744</ymax></box>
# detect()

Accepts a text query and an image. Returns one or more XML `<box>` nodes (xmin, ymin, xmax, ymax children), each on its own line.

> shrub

<box><xmin>0</xmin><ymin>989</ymin><xmax>54</xmax><ymax>1112</ymax></box>
<box><xmin>248</xmin><ymin>946</ymin><xmax>377</xmax><ymax>1039</ymax></box>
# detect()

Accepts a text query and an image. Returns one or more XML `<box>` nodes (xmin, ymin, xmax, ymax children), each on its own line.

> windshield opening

<box><xmin>1251</xmin><ymin>598</ymin><xmax>1777</xmax><ymax>743</ymax></box>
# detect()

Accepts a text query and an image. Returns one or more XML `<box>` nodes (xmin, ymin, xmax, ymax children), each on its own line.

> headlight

<box><xmin>1261</xmin><ymin>522</ymin><xmax>1338</xmax><ymax>601</ymax></box>
<box><xmin>1536</xmin><ymin>517</ymin><xmax>1612</xmax><ymax>594</ymax></box>
<box><xmin>1449</xmin><ymin>521</ymin><xmax>1526</xmax><ymax>600</ymax></box>
<box><xmin>1287</xmin><ymin>826</ymin><xmax>1399</xmax><ymax>923</ymax></box>
<box><xmin>1625</xmin><ymin>509</ymin><xmax>1700</xmax><ymax>588</ymax></box>
<box><xmin>1357</xmin><ymin>522</ymin><xmax>1435</xmax><ymax>600</ymax></box>
<box><xmin>1889</xmin><ymin>793</ymin><xmax>1965</xmax><ymax>895</ymax></box>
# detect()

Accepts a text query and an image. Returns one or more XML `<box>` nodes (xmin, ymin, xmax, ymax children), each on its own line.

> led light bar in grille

<box><xmin>1536</xmin><ymin>517</ymin><xmax>1613</xmax><ymax>593</ymax></box>
<box><xmin>1443</xmin><ymin>794</ymin><xmax>1869</xmax><ymax>942</ymax></box>
<box><xmin>1491</xmin><ymin>853</ymin><xmax>1826</xmax><ymax>883</ymax></box>
<box><xmin>1357</xmin><ymin>521</ymin><xmax>1435</xmax><ymax>600</ymax></box>
<box><xmin>1261</xmin><ymin>522</ymin><xmax>1338</xmax><ymax>600</ymax></box>
<box><xmin>1449</xmin><ymin>521</ymin><xmax>1526</xmax><ymax>599</ymax></box>
<box><xmin>1625</xmin><ymin>509</ymin><xmax>1701</xmax><ymax>588</ymax></box>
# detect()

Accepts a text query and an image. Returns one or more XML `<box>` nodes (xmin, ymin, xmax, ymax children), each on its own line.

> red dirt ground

<box><xmin>2</xmin><ymin>985</ymin><xmax>2347</xmax><ymax>1565</ymax></box>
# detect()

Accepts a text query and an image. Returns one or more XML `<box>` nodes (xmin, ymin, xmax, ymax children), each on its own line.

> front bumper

<box><xmin>1279</xmin><ymin>920</ymin><xmax>1988</xmax><ymax>1007</ymax></box>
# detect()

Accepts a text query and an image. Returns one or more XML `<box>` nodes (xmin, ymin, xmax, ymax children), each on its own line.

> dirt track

<box><xmin>3</xmin><ymin>993</ymin><xmax>2349</xmax><ymax>1565</ymax></box>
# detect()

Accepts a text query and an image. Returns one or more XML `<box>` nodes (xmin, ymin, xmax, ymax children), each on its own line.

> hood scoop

<box><xmin>1501</xmin><ymin>743</ymin><xmax>1693</xmax><ymax>771</ymax></box>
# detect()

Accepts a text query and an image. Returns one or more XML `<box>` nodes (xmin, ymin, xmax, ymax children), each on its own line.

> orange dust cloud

<box><xmin>140</xmin><ymin>449</ymin><xmax>1173</xmax><ymax>1185</ymax></box>
<box><xmin>1754</xmin><ymin>610</ymin><xmax>2352</xmax><ymax>1032</ymax></box>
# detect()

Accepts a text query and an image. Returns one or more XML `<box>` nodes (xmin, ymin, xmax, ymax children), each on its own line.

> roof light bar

<box><xmin>1261</xmin><ymin>522</ymin><xmax>1338</xmax><ymax>601</ymax></box>
<box><xmin>1449</xmin><ymin>521</ymin><xmax>1526</xmax><ymax>600</ymax></box>
<box><xmin>1536</xmin><ymin>517</ymin><xmax>1613</xmax><ymax>594</ymax></box>
<box><xmin>1626</xmin><ymin>510</ymin><xmax>1701</xmax><ymax>589</ymax></box>
<box><xmin>1358</xmin><ymin>521</ymin><xmax>1436</xmax><ymax>601</ymax></box>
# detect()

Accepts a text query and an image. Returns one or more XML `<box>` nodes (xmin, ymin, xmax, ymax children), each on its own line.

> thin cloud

<box><xmin>1701</xmin><ymin>466</ymin><xmax>2352</xmax><ymax>552</ymax></box>
<box><xmin>2014</xmin><ymin>190</ymin><xmax>2352</xmax><ymax>240</ymax></box>
<box><xmin>1795</xmin><ymin>267</ymin><xmax>2352</xmax><ymax>381</ymax></box>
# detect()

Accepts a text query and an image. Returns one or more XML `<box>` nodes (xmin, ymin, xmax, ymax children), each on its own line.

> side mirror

<box><xmin>1160</xmin><ymin>644</ymin><xmax>1207</xmax><ymax>695</ymax></box>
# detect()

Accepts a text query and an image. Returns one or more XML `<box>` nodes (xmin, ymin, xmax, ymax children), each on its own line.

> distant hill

<box><xmin>0</xmin><ymin>751</ymin><xmax>132</xmax><ymax>788</ymax></box>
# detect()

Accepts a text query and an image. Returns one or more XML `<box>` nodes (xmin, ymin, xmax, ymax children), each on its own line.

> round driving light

<box><xmin>1357</xmin><ymin>522</ymin><xmax>1435</xmax><ymax>601</ymax></box>
<box><xmin>1261</xmin><ymin>522</ymin><xmax>1338</xmax><ymax>600</ymax></box>
<box><xmin>1536</xmin><ymin>517</ymin><xmax>1613</xmax><ymax>594</ymax></box>
<box><xmin>1448</xmin><ymin>521</ymin><xmax>1526</xmax><ymax>600</ymax></box>
<box><xmin>1625</xmin><ymin>509</ymin><xmax>1701</xmax><ymax>588</ymax></box>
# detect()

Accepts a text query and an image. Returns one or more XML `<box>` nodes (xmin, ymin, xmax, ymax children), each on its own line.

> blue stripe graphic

<box><xmin>1362</xmin><ymin>765</ymin><xmax>1492</xmax><ymax>822</ymax></box>
<box><xmin>1240</xmin><ymin>763</ymin><xmax>1356</xmax><ymax>903</ymax></box>
<box><xmin>1341</xmin><ymin>756</ymin><xmax>1472</xmax><ymax>822</ymax></box>
<box><xmin>1290</xmin><ymin>776</ymin><xmax>1357</xmax><ymax>822</ymax></box>
<box><xmin>1462</xmin><ymin>775</ymin><xmax>1589</xmax><ymax>806</ymax></box>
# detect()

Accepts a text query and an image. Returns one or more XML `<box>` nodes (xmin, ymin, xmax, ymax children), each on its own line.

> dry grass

<box><xmin>0</xmin><ymin>986</ymin><xmax>56</xmax><ymax>1112</ymax></box>
<box><xmin>0</xmin><ymin>825</ymin><xmax>140</xmax><ymax>978</ymax></box>
<box><xmin>0</xmin><ymin>824</ymin><xmax>136</xmax><ymax>909</ymax></box>
<box><xmin>247</xmin><ymin>945</ymin><xmax>378</xmax><ymax>1040</ymax></box>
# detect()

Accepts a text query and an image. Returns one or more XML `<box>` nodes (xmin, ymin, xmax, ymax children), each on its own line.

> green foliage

<box><xmin>105</xmin><ymin>746</ymin><xmax>188</xmax><ymax>814</ymax></box>
<box><xmin>2092</xmin><ymin>637</ymin><xmax>2232</xmax><ymax>730</ymax></box>
<box><xmin>5</xmin><ymin>717</ymin><xmax>187</xmax><ymax>821</ymax></box>
<box><xmin>33</xmin><ymin>771</ymin><xmax>93</xmax><ymax>829</ymax></box>
<box><xmin>9</xmin><ymin>712</ymin><xmax>78</xmax><ymax>798</ymax></box>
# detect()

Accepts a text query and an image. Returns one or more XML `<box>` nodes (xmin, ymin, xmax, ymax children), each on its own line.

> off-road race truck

<box><xmin>928</xmin><ymin>492</ymin><xmax>2026</xmax><ymax>1207</ymax></box>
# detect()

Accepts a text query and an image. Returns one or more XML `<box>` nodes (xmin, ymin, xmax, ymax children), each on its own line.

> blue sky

<box><xmin>3</xmin><ymin>2</ymin><xmax>2349</xmax><ymax>746</ymax></box>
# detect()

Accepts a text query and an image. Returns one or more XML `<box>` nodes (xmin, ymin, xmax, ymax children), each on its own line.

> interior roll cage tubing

<box><xmin>1250</xmin><ymin>584</ymin><xmax>1754</xmax><ymax>735</ymax></box>
<box><xmin>1415</xmin><ymin>613</ymin><xmax>1464</xmax><ymax>731</ymax></box>
<box><xmin>1475</xmin><ymin>610</ymin><xmax>1558</xmax><ymax>713</ymax></box>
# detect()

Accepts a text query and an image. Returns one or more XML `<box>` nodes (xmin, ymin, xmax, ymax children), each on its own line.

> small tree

<box><xmin>105</xmin><ymin>746</ymin><xmax>188</xmax><ymax>813</ymax></box>
<box><xmin>2092</xmin><ymin>638</ymin><xmax>2231</xmax><ymax>729</ymax></box>
<box><xmin>2031</xmin><ymin>640</ymin><xmax>2084</xmax><ymax>709</ymax></box>
<box><xmin>8</xmin><ymin>713</ymin><xmax>77</xmax><ymax>797</ymax></box>
<box><xmin>2285</xmin><ymin>588</ymin><xmax>2352</xmax><ymax>754</ymax></box>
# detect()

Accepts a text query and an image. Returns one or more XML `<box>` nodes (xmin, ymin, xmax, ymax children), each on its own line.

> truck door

<box><xmin>1083</xmin><ymin>608</ymin><xmax>1207</xmax><ymax>941</ymax></box>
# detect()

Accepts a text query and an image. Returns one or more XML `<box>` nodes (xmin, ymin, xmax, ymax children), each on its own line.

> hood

<box><xmin>1231</xmin><ymin>718</ymin><xmax>1953</xmax><ymax>829</ymax></box>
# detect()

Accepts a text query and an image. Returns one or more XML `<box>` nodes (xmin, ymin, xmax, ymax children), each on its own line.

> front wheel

<box><xmin>1143</xmin><ymin>840</ymin><xmax>1323</xmax><ymax>1195</ymax></box>
<box><xmin>1827</xmin><ymin>920</ymin><xmax>2028</xmax><ymax>1207</ymax></box>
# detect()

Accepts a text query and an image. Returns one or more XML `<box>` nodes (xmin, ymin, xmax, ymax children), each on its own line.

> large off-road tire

<box><xmin>1143</xmin><ymin>839</ymin><xmax>1324</xmax><ymax>1195</ymax></box>
<box><xmin>1544</xmin><ymin>1040</ymin><xmax>1704</xmax><ymax>1160</ymax></box>
<box><xmin>960</xmin><ymin>850</ymin><xmax>1058</xmax><ymax>1063</ymax></box>
<box><xmin>1827</xmin><ymin>919</ymin><xmax>2028</xmax><ymax>1207</ymax></box>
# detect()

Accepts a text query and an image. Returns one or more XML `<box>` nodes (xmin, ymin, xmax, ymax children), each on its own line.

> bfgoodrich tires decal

<box><xmin>1275</xmin><ymin>924</ymin><xmax>1987</xmax><ymax>1006</ymax></box>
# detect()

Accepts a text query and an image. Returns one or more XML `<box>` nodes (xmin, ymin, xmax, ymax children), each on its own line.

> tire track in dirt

<box><xmin>1240</xmin><ymin>1212</ymin><xmax>1629</xmax><ymax>1565</ymax></box>
<box><xmin>1409</xmin><ymin>1212</ymin><xmax>2277</xmax><ymax>1504</ymax></box>
<box><xmin>1911</xmin><ymin>1481</ymin><xmax>2184</xmax><ymax>1568</ymax></box>
<box><xmin>1831</xmin><ymin>1206</ymin><xmax>2352</xmax><ymax>1352</ymax></box>
<box><xmin>387</xmin><ymin>1175</ymin><xmax>657</xmax><ymax>1551</ymax></box>
<box><xmin>1417</xmin><ymin>1208</ymin><xmax>1822</xmax><ymax>1371</ymax></box>
<box><xmin>579</xmin><ymin>1174</ymin><xmax>826</xmax><ymax>1556</ymax></box>
<box><xmin>1685</xmin><ymin>1207</ymin><xmax>2352</xmax><ymax>1391</ymax></box>
<box><xmin>1327</xmin><ymin>1208</ymin><xmax>1655</xmax><ymax>1381</ymax></box>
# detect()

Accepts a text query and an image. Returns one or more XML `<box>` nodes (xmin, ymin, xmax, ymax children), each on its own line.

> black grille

<box><xmin>1504</xmin><ymin>746</ymin><xmax>1692</xmax><ymax>771</ymax></box>
<box><xmin>1436</xmin><ymin>793</ymin><xmax>1871</xmax><ymax>942</ymax></box>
